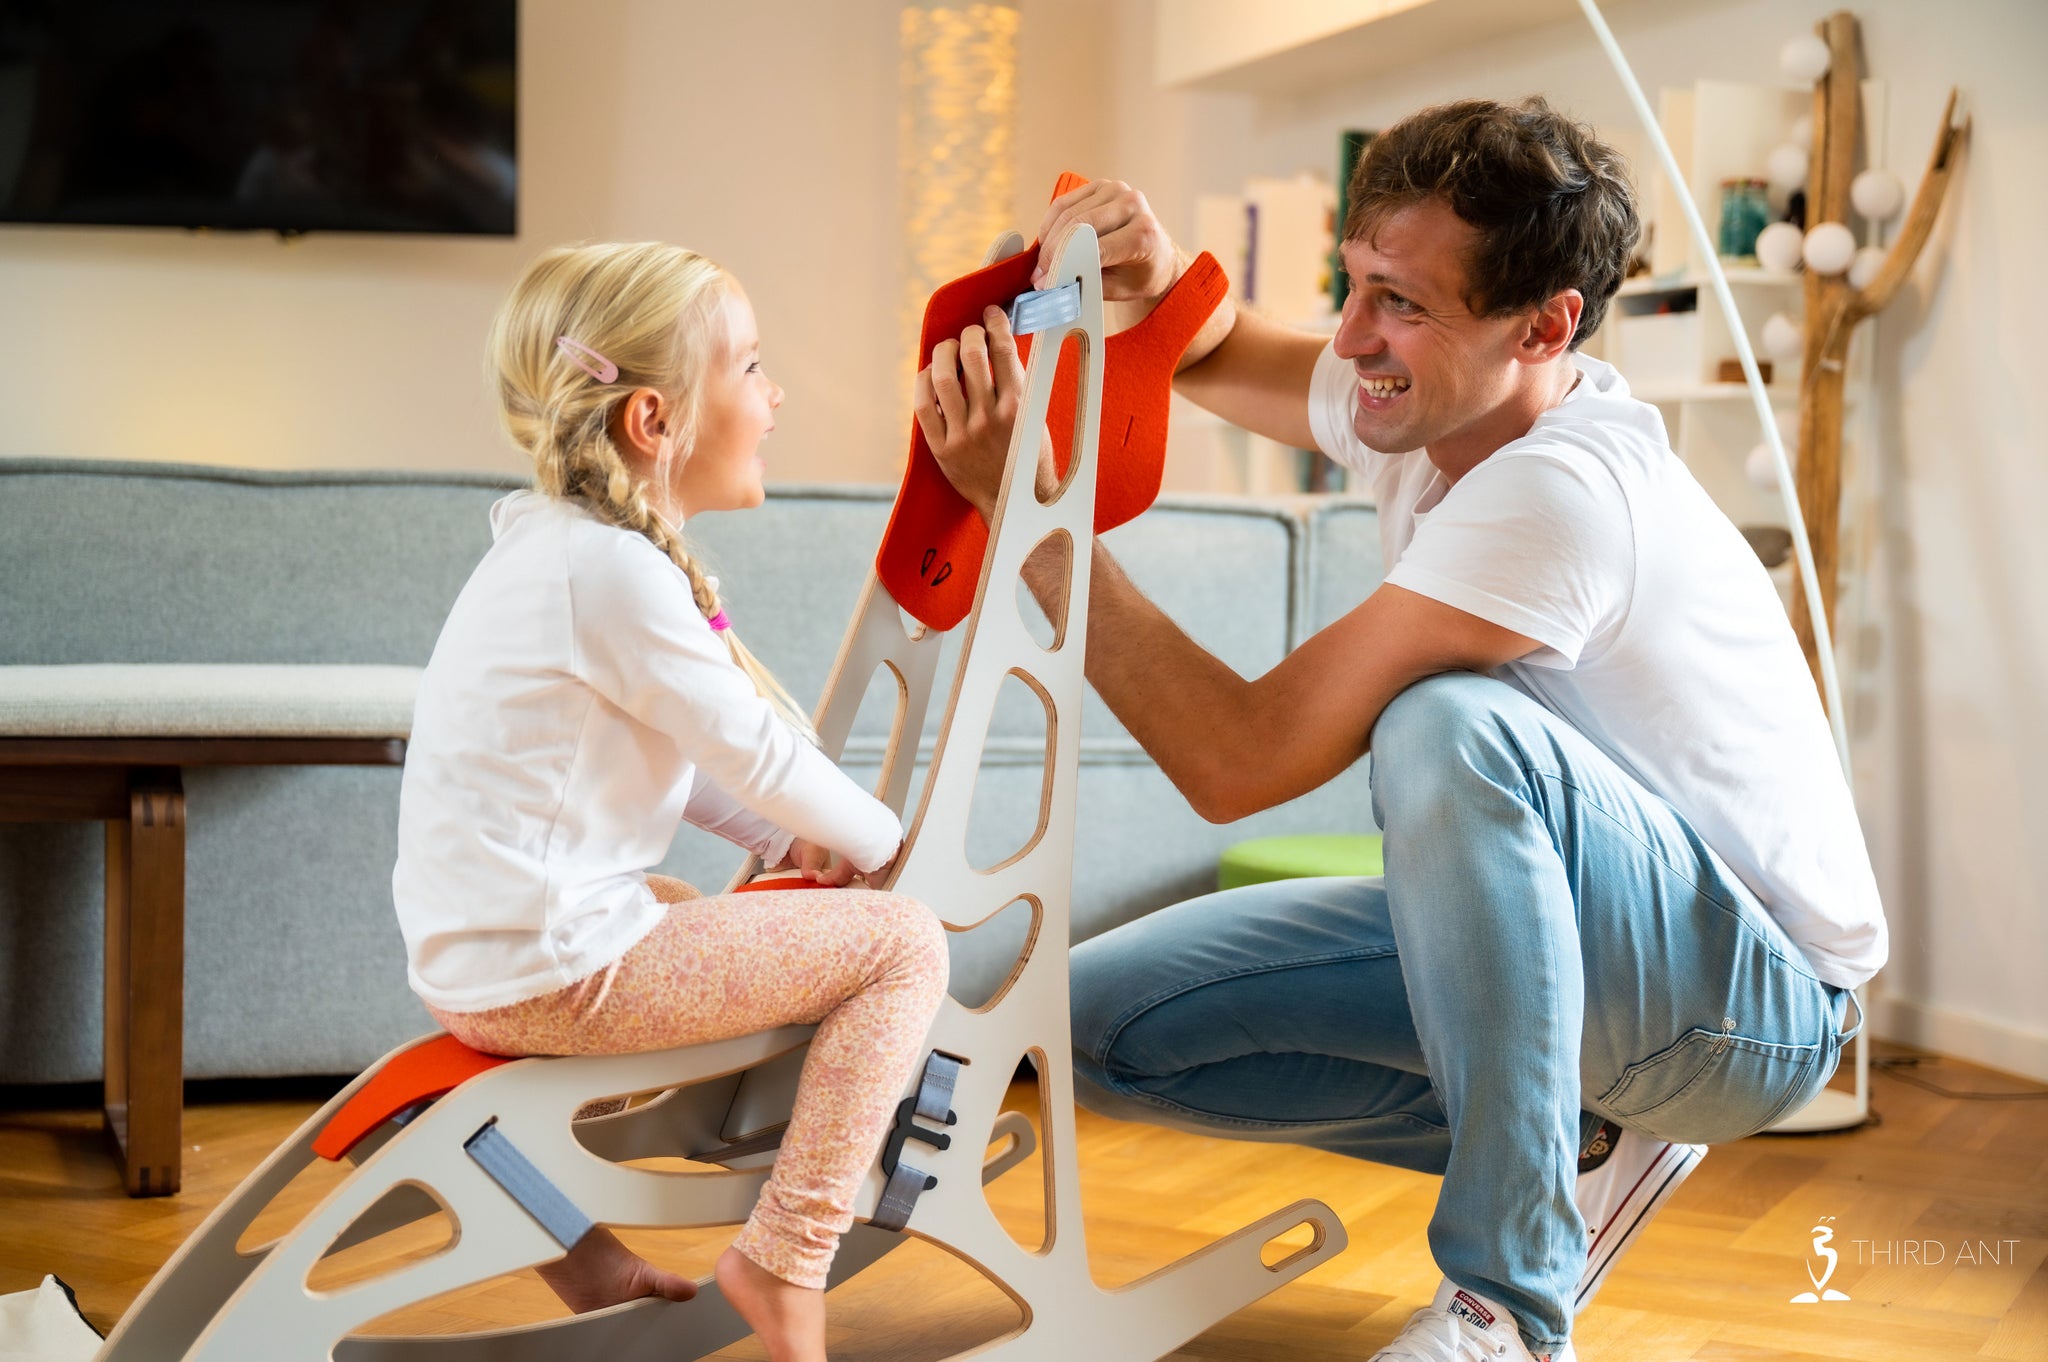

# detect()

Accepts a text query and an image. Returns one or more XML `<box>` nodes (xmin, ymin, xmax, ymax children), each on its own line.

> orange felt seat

<box><xmin>312</xmin><ymin>1034</ymin><xmax>515</xmax><ymax>1163</ymax></box>
<box><xmin>878</xmin><ymin>173</ymin><xmax>1229</xmax><ymax>631</ymax></box>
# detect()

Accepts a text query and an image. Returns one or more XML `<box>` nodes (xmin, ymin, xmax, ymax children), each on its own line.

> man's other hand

<box><xmin>913</xmin><ymin>305</ymin><xmax>1056</xmax><ymax>522</ymax></box>
<box><xmin>1034</xmin><ymin>178</ymin><xmax>1183</xmax><ymax>301</ymax></box>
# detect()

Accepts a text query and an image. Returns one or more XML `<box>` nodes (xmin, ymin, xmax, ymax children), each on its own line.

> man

<box><xmin>912</xmin><ymin>97</ymin><xmax>1879</xmax><ymax>1362</ymax></box>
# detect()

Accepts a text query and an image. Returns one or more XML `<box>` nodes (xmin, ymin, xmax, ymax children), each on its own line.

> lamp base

<box><xmin>1767</xmin><ymin>1084</ymin><xmax>1869</xmax><ymax>1133</ymax></box>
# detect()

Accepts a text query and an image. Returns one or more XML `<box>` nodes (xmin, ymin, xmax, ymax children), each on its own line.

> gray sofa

<box><xmin>0</xmin><ymin>457</ymin><xmax>1386</xmax><ymax>1085</ymax></box>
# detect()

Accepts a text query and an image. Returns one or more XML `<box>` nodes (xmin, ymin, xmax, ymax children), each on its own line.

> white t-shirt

<box><xmin>393</xmin><ymin>492</ymin><xmax>904</xmax><ymax>1012</ymax></box>
<box><xmin>1308</xmin><ymin>344</ymin><xmax>1886</xmax><ymax>990</ymax></box>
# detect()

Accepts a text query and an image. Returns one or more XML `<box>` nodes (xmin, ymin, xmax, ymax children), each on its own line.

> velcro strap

<box><xmin>914</xmin><ymin>1052</ymin><xmax>963</xmax><ymax>1125</ymax></box>
<box><xmin>871</xmin><ymin>1160</ymin><xmax>937</xmax><ymax>1234</ymax></box>
<box><xmin>464</xmin><ymin>1119</ymin><xmax>594</xmax><ymax>1250</ymax></box>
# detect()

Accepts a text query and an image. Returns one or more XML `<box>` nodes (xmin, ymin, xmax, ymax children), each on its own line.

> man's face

<box><xmin>1333</xmin><ymin>198</ymin><xmax>1536</xmax><ymax>461</ymax></box>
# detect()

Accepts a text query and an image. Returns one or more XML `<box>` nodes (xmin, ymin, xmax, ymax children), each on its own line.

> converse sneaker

<box><xmin>1574</xmin><ymin>1119</ymin><xmax>1706</xmax><ymax>1312</ymax></box>
<box><xmin>1370</xmin><ymin>1280</ymin><xmax>1576</xmax><ymax>1361</ymax></box>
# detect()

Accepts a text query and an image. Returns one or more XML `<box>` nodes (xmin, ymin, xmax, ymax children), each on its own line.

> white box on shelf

<box><xmin>1244</xmin><ymin>173</ymin><xmax>1335</xmax><ymax>325</ymax></box>
<box><xmin>1614</xmin><ymin>309</ymin><xmax>1700</xmax><ymax>392</ymax></box>
<box><xmin>1193</xmin><ymin>194</ymin><xmax>1249</xmax><ymax>302</ymax></box>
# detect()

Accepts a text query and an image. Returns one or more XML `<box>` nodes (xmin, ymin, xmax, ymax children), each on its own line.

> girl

<box><xmin>393</xmin><ymin>241</ymin><xmax>948</xmax><ymax>1362</ymax></box>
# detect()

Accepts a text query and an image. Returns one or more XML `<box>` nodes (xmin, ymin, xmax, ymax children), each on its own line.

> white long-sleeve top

<box><xmin>393</xmin><ymin>491</ymin><xmax>903</xmax><ymax>1012</ymax></box>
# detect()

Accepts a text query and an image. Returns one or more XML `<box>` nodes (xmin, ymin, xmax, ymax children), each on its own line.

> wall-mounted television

<box><xmin>0</xmin><ymin>0</ymin><xmax>516</xmax><ymax>237</ymax></box>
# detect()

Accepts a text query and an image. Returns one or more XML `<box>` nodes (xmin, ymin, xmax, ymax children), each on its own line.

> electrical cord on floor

<box><xmin>1873</xmin><ymin>1054</ymin><xmax>2048</xmax><ymax>1101</ymax></box>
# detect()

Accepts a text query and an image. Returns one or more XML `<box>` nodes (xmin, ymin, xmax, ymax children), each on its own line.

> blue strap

<box><xmin>464</xmin><ymin>1119</ymin><xmax>594</xmax><ymax>1250</ymax></box>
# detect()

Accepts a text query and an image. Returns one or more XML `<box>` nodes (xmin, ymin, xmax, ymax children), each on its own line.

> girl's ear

<box><xmin>613</xmin><ymin>387</ymin><xmax>671</xmax><ymax>465</ymax></box>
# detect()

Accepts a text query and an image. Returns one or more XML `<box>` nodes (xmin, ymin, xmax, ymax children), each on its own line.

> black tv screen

<box><xmin>0</xmin><ymin>0</ymin><xmax>517</xmax><ymax>236</ymax></box>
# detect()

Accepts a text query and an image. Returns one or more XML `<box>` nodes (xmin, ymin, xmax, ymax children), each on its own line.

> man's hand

<box><xmin>1033</xmin><ymin>178</ymin><xmax>1184</xmax><ymax>301</ymax></box>
<box><xmin>913</xmin><ymin>306</ymin><xmax>1056</xmax><ymax>523</ymax></box>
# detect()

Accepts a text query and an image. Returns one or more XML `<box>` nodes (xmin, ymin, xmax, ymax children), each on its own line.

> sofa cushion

<box><xmin>0</xmin><ymin>664</ymin><xmax>419</xmax><ymax>738</ymax></box>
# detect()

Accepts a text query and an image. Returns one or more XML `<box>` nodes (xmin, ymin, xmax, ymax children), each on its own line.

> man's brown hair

<box><xmin>1344</xmin><ymin>97</ymin><xmax>1640</xmax><ymax>349</ymax></box>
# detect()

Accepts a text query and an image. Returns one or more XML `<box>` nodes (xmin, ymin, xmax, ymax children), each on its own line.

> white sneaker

<box><xmin>1574</xmin><ymin>1120</ymin><xmax>1706</xmax><ymax>1312</ymax></box>
<box><xmin>1370</xmin><ymin>1280</ymin><xmax>1577</xmax><ymax>1362</ymax></box>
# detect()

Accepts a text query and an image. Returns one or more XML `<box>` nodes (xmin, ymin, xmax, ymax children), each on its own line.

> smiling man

<box><xmin>913</xmin><ymin>97</ymin><xmax>1882</xmax><ymax>1362</ymax></box>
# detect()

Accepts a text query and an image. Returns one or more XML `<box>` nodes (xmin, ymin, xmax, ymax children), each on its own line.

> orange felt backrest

<box><xmin>877</xmin><ymin>173</ymin><xmax>1228</xmax><ymax>631</ymax></box>
<box><xmin>312</xmin><ymin>1033</ymin><xmax>515</xmax><ymax>1162</ymax></box>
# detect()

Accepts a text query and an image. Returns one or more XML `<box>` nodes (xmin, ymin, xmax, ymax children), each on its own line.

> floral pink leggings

<box><xmin>428</xmin><ymin>876</ymin><xmax>949</xmax><ymax>1289</ymax></box>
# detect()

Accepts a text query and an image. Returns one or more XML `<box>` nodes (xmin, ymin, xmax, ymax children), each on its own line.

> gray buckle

<box><xmin>870</xmin><ymin>1051</ymin><xmax>963</xmax><ymax>1232</ymax></box>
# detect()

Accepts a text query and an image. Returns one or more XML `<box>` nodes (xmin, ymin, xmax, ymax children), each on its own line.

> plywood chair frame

<box><xmin>97</xmin><ymin>225</ymin><xmax>1345</xmax><ymax>1362</ymax></box>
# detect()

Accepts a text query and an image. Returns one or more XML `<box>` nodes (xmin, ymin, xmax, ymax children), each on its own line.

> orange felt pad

<box><xmin>878</xmin><ymin>176</ymin><xmax>1228</xmax><ymax>632</ymax></box>
<box><xmin>313</xmin><ymin>1033</ymin><xmax>514</xmax><ymax>1162</ymax></box>
<box><xmin>733</xmin><ymin>875</ymin><xmax>815</xmax><ymax>893</ymax></box>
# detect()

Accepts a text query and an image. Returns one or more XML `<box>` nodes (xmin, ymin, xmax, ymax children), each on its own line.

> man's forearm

<box><xmin>1021</xmin><ymin>536</ymin><xmax>1252</xmax><ymax>822</ymax></box>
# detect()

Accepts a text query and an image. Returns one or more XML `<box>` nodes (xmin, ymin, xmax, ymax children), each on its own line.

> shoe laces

<box><xmin>1375</xmin><ymin>1306</ymin><xmax>1513</xmax><ymax>1361</ymax></box>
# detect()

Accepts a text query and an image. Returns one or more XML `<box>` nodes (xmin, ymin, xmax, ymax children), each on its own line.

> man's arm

<box><xmin>1032</xmin><ymin>545</ymin><xmax>1536</xmax><ymax>821</ymax></box>
<box><xmin>1033</xmin><ymin>180</ymin><xmax>1328</xmax><ymax>452</ymax></box>
<box><xmin>916</xmin><ymin>308</ymin><xmax>1539</xmax><ymax>823</ymax></box>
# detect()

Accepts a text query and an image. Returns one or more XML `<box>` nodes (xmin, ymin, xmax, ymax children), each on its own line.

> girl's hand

<box><xmin>914</xmin><ymin>307</ymin><xmax>1057</xmax><ymax>524</ymax></box>
<box><xmin>785</xmin><ymin>838</ymin><xmax>860</xmax><ymax>888</ymax></box>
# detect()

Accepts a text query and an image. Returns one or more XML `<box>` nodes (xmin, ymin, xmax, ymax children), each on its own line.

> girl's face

<box><xmin>670</xmin><ymin>287</ymin><xmax>783</xmax><ymax>518</ymax></box>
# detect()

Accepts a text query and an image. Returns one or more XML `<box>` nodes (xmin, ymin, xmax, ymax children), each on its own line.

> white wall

<box><xmin>0</xmin><ymin>0</ymin><xmax>1110</xmax><ymax>485</ymax></box>
<box><xmin>1106</xmin><ymin>0</ymin><xmax>2048</xmax><ymax>1079</ymax></box>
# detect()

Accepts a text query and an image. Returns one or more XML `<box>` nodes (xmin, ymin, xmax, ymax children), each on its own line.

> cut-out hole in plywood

<box><xmin>944</xmin><ymin>895</ymin><xmax>1041</xmax><ymax>1013</ymax></box>
<box><xmin>235</xmin><ymin>1149</ymin><xmax>358</xmax><ymax>1257</ymax></box>
<box><xmin>982</xmin><ymin>1051</ymin><xmax>1051</xmax><ymax>1255</ymax></box>
<box><xmin>306</xmin><ymin>1182</ymin><xmax>459</xmax><ymax>1294</ymax></box>
<box><xmin>1015</xmin><ymin>530</ymin><xmax>1071</xmax><ymax>653</ymax></box>
<box><xmin>1259</xmin><ymin>1217</ymin><xmax>1327</xmax><ymax>1271</ymax></box>
<box><xmin>844</xmin><ymin>659</ymin><xmax>913</xmax><ymax>803</ymax></box>
<box><xmin>1037</xmin><ymin>330</ymin><xmax>1091</xmax><ymax>507</ymax></box>
<box><xmin>963</xmin><ymin>669</ymin><xmax>1054</xmax><ymax>873</ymax></box>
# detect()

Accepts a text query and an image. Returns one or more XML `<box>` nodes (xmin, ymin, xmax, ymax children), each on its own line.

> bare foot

<box><xmin>534</xmin><ymin>1228</ymin><xmax>698</xmax><ymax>1313</ymax></box>
<box><xmin>715</xmin><ymin>1245</ymin><xmax>826</xmax><ymax>1362</ymax></box>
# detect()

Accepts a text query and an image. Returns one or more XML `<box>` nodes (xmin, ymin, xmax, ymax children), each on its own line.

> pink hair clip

<box><xmin>555</xmin><ymin>335</ymin><xmax>618</xmax><ymax>383</ymax></box>
<box><xmin>707</xmin><ymin>610</ymin><xmax>731</xmax><ymax>633</ymax></box>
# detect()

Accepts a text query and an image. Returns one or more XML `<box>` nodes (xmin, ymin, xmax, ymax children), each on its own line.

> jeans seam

<box><xmin>1522</xmin><ymin>764</ymin><xmax>1825</xmax><ymax>986</ymax></box>
<box><xmin>1088</xmin><ymin>945</ymin><xmax>1401</xmax><ymax>1069</ymax></box>
<box><xmin>1093</xmin><ymin>1078</ymin><xmax>1450</xmax><ymax>1137</ymax></box>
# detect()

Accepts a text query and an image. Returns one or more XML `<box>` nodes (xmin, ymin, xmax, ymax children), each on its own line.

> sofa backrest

<box><xmin>1</xmin><ymin>459</ymin><xmax>1386</xmax><ymax>749</ymax></box>
<box><xmin>1</xmin><ymin>460</ymin><xmax>522</xmax><ymax>667</ymax></box>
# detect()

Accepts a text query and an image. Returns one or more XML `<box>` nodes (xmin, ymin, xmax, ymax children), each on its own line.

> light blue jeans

<box><xmin>1069</xmin><ymin>673</ymin><xmax>1855</xmax><ymax>1350</ymax></box>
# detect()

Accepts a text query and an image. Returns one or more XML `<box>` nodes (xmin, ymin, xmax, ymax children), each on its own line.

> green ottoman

<box><xmin>1218</xmin><ymin>833</ymin><xmax>1385</xmax><ymax>891</ymax></box>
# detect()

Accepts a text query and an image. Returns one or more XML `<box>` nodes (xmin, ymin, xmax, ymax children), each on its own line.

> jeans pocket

<box><xmin>1599</xmin><ymin>1026</ymin><xmax>1826</xmax><ymax>1145</ymax></box>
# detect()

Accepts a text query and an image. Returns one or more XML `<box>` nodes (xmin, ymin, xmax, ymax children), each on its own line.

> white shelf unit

<box><xmin>1583</xmin><ymin>269</ymin><xmax>1803</xmax><ymax>539</ymax></box>
<box><xmin>1586</xmin><ymin>78</ymin><xmax>1876</xmax><ymax>610</ymax></box>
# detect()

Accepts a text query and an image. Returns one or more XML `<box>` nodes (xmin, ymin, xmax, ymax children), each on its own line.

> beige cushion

<box><xmin>0</xmin><ymin>664</ymin><xmax>420</xmax><ymax>738</ymax></box>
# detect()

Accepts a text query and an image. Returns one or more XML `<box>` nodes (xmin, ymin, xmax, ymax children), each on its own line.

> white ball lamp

<box><xmin>1781</xmin><ymin>33</ymin><xmax>1832</xmax><ymax>83</ymax></box>
<box><xmin>1746</xmin><ymin>442</ymin><xmax>1781</xmax><ymax>490</ymax></box>
<box><xmin>1803</xmin><ymin>221</ymin><xmax>1858</xmax><ymax>275</ymax></box>
<box><xmin>1756</xmin><ymin>220</ymin><xmax>1805</xmax><ymax>273</ymax></box>
<box><xmin>1766</xmin><ymin>143</ymin><xmax>1810</xmax><ymax>194</ymax></box>
<box><xmin>1851</xmin><ymin>167</ymin><xmax>1906</xmax><ymax>220</ymax></box>
<box><xmin>1849</xmin><ymin>246</ymin><xmax>1887</xmax><ymax>290</ymax></box>
<box><xmin>1761</xmin><ymin>312</ymin><xmax>1804</xmax><ymax>363</ymax></box>
<box><xmin>1790</xmin><ymin>114</ymin><xmax>1816</xmax><ymax>151</ymax></box>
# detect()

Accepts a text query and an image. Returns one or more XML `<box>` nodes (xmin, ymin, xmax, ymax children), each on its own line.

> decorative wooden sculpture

<box><xmin>1790</xmin><ymin>10</ymin><xmax>1969</xmax><ymax>695</ymax></box>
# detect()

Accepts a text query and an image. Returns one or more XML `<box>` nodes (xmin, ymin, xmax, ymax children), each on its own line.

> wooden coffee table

<box><xmin>0</xmin><ymin>665</ymin><xmax>415</xmax><ymax>1196</ymax></box>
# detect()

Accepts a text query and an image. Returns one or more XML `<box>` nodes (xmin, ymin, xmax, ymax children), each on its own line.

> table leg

<box><xmin>103</xmin><ymin>767</ymin><xmax>185</xmax><ymax>1197</ymax></box>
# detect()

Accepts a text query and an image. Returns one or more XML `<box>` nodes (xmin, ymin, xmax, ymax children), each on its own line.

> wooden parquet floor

<box><xmin>2</xmin><ymin>1042</ymin><xmax>2043</xmax><ymax>1361</ymax></box>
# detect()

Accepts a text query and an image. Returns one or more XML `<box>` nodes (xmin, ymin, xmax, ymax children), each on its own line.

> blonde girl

<box><xmin>392</xmin><ymin>242</ymin><xmax>948</xmax><ymax>1362</ymax></box>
